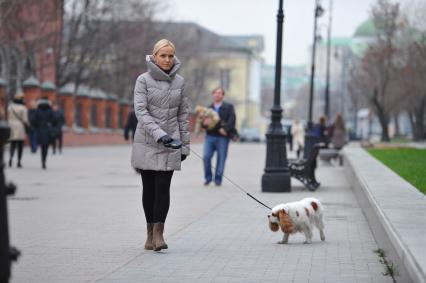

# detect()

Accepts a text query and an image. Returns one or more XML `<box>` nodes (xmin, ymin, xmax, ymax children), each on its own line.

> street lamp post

<box><xmin>324</xmin><ymin>0</ymin><xmax>333</xmax><ymax>120</ymax></box>
<box><xmin>261</xmin><ymin>0</ymin><xmax>291</xmax><ymax>192</ymax></box>
<box><xmin>304</xmin><ymin>0</ymin><xmax>324</xmax><ymax>158</ymax></box>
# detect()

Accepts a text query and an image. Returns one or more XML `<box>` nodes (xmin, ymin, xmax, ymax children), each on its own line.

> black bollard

<box><xmin>0</xmin><ymin>121</ymin><xmax>20</xmax><ymax>283</ymax></box>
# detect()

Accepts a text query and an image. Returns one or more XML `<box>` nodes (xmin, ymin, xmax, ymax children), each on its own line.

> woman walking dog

<box><xmin>131</xmin><ymin>39</ymin><xmax>190</xmax><ymax>251</ymax></box>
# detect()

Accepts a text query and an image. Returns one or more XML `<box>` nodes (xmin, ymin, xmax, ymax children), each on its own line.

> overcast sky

<box><xmin>164</xmin><ymin>0</ymin><xmax>411</xmax><ymax>66</ymax></box>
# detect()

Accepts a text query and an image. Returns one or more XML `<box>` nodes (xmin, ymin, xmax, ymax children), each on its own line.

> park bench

<box><xmin>288</xmin><ymin>143</ymin><xmax>324</xmax><ymax>191</ymax></box>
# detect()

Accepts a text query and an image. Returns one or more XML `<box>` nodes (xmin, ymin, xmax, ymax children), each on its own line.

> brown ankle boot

<box><xmin>153</xmin><ymin>223</ymin><xmax>168</xmax><ymax>251</ymax></box>
<box><xmin>144</xmin><ymin>223</ymin><xmax>154</xmax><ymax>250</ymax></box>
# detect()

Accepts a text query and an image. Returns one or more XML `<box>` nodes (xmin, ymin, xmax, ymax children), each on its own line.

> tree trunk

<box><xmin>413</xmin><ymin>97</ymin><xmax>426</xmax><ymax>140</ymax></box>
<box><xmin>371</xmin><ymin>92</ymin><xmax>390</xmax><ymax>142</ymax></box>
<box><xmin>408</xmin><ymin>111</ymin><xmax>417</xmax><ymax>140</ymax></box>
<box><xmin>393</xmin><ymin>113</ymin><xmax>400</xmax><ymax>137</ymax></box>
<box><xmin>378</xmin><ymin>112</ymin><xmax>390</xmax><ymax>142</ymax></box>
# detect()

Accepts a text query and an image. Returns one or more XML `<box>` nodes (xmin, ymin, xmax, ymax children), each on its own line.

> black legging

<box><xmin>51</xmin><ymin>134</ymin><xmax>63</xmax><ymax>154</ymax></box>
<box><xmin>9</xmin><ymin>140</ymin><xmax>24</xmax><ymax>164</ymax></box>
<box><xmin>41</xmin><ymin>144</ymin><xmax>49</xmax><ymax>167</ymax></box>
<box><xmin>140</xmin><ymin>170</ymin><xmax>174</xmax><ymax>223</ymax></box>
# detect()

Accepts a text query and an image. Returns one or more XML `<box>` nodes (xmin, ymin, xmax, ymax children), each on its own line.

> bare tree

<box><xmin>0</xmin><ymin>0</ymin><xmax>62</xmax><ymax>97</ymax></box>
<box><xmin>355</xmin><ymin>0</ymin><xmax>402</xmax><ymax>141</ymax></box>
<box><xmin>57</xmin><ymin>0</ymin><xmax>158</xmax><ymax>98</ymax></box>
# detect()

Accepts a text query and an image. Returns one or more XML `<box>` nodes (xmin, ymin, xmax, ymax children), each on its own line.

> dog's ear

<box><xmin>311</xmin><ymin>201</ymin><xmax>319</xmax><ymax>211</ymax></box>
<box><xmin>278</xmin><ymin>209</ymin><xmax>294</xmax><ymax>234</ymax></box>
<box><xmin>269</xmin><ymin>222</ymin><xmax>279</xmax><ymax>232</ymax></box>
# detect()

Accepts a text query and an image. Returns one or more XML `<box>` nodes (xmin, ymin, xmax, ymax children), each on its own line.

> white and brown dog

<box><xmin>268</xmin><ymin>198</ymin><xmax>325</xmax><ymax>244</ymax></box>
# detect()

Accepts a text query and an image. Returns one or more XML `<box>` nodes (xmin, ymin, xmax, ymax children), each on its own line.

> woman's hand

<box><xmin>158</xmin><ymin>135</ymin><xmax>182</xmax><ymax>149</ymax></box>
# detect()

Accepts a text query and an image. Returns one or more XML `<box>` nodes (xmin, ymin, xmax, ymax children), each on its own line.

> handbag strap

<box><xmin>10</xmin><ymin>106</ymin><xmax>28</xmax><ymax>127</ymax></box>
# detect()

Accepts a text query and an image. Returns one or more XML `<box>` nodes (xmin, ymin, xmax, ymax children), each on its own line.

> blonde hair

<box><xmin>152</xmin><ymin>39</ymin><xmax>175</xmax><ymax>55</ymax></box>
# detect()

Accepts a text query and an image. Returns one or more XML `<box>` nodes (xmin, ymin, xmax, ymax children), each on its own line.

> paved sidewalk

<box><xmin>5</xmin><ymin>143</ymin><xmax>391</xmax><ymax>283</ymax></box>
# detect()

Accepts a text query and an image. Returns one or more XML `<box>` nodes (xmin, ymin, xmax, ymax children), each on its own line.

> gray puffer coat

<box><xmin>131</xmin><ymin>55</ymin><xmax>190</xmax><ymax>171</ymax></box>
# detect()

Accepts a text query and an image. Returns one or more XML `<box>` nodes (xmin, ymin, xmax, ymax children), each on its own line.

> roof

<box><xmin>318</xmin><ymin>37</ymin><xmax>353</xmax><ymax>47</ymax></box>
<box><xmin>152</xmin><ymin>21</ymin><xmax>263</xmax><ymax>54</ymax></box>
<box><xmin>22</xmin><ymin>76</ymin><xmax>40</xmax><ymax>88</ymax></box>
<box><xmin>353</xmin><ymin>20</ymin><xmax>377</xmax><ymax>37</ymax></box>
<box><xmin>223</xmin><ymin>35</ymin><xmax>264</xmax><ymax>53</ymax></box>
<box><xmin>41</xmin><ymin>81</ymin><xmax>56</xmax><ymax>91</ymax></box>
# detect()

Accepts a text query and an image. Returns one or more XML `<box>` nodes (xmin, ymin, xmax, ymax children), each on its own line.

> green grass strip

<box><xmin>367</xmin><ymin>148</ymin><xmax>426</xmax><ymax>194</ymax></box>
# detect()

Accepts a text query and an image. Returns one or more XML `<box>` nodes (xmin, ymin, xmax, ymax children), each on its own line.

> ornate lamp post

<box><xmin>304</xmin><ymin>0</ymin><xmax>324</xmax><ymax>158</ymax></box>
<box><xmin>261</xmin><ymin>0</ymin><xmax>291</xmax><ymax>192</ymax></box>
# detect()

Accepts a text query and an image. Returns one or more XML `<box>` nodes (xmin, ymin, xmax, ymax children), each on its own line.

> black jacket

<box><xmin>124</xmin><ymin>110</ymin><xmax>138</xmax><ymax>140</ymax></box>
<box><xmin>52</xmin><ymin>109</ymin><xmax>65</xmax><ymax>137</ymax></box>
<box><xmin>206</xmin><ymin>101</ymin><xmax>236</xmax><ymax>138</ymax></box>
<box><xmin>33</xmin><ymin>101</ymin><xmax>55</xmax><ymax>145</ymax></box>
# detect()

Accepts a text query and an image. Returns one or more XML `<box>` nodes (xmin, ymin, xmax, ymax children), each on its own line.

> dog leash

<box><xmin>185</xmin><ymin>146</ymin><xmax>272</xmax><ymax>210</ymax></box>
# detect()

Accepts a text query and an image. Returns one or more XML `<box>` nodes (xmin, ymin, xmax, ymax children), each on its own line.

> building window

<box><xmin>219</xmin><ymin>69</ymin><xmax>231</xmax><ymax>91</ymax></box>
<box><xmin>105</xmin><ymin>106</ymin><xmax>112</xmax><ymax>128</ymax></box>
<box><xmin>75</xmin><ymin>103</ymin><xmax>83</xmax><ymax>127</ymax></box>
<box><xmin>91</xmin><ymin>104</ymin><xmax>97</xmax><ymax>127</ymax></box>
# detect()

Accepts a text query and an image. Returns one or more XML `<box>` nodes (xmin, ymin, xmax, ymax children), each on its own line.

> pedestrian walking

<box><xmin>131</xmin><ymin>39</ymin><xmax>190</xmax><ymax>251</ymax></box>
<box><xmin>202</xmin><ymin>87</ymin><xmax>236</xmax><ymax>186</ymax></box>
<box><xmin>291</xmin><ymin>119</ymin><xmax>305</xmax><ymax>159</ymax></box>
<box><xmin>313</xmin><ymin>115</ymin><xmax>329</xmax><ymax>144</ymax></box>
<box><xmin>7</xmin><ymin>92</ymin><xmax>29</xmax><ymax>168</ymax></box>
<box><xmin>330</xmin><ymin>113</ymin><xmax>347</xmax><ymax>150</ymax></box>
<box><xmin>32</xmin><ymin>97</ymin><xmax>55</xmax><ymax>169</ymax></box>
<box><xmin>28</xmin><ymin>100</ymin><xmax>38</xmax><ymax>153</ymax></box>
<box><xmin>51</xmin><ymin>104</ymin><xmax>65</xmax><ymax>154</ymax></box>
<box><xmin>124</xmin><ymin>109</ymin><xmax>137</xmax><ymax>141</ymax></box>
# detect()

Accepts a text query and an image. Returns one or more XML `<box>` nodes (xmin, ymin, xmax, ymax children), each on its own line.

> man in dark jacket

<box><xmin>33</xmin><ymin>97</ymin><xmax>55</xmax><ymax>169</ymax></box>
<box><xmin>51</xmin><ymin>104</ymin><xmax>65</xmax><ymax>154</ymax></box>
<box><xmin>124</xmin><ymin>109</ymin><xmax>137</xmax><ymax>141</ymax></box>
<box><xmin>203</xmin><ymin>87</ymin><xmax>236</xmax><ymax>186</ymax></box>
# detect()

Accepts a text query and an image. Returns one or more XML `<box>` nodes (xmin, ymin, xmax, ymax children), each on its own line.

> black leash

<box><xmin>186</xmin><ymin>146</ymin><xmax>272</xmax><ymax>210</ymax></box>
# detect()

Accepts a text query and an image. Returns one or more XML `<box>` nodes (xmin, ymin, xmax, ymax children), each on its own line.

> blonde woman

<box><xmin>131</xmin><ymin>39</ymin><xmax>190</xmax><ymax>251</ymax></box>
<box><xmin>8</xmin><ymin>92</ymin><xmax>29</xmax><ymax>168</ymax></box>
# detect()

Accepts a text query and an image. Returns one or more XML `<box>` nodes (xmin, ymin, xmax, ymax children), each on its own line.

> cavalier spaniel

<box><xmin>268</xmin><ymin>197</ymin><xmax>325</xmax><ymax>244</ymax></box>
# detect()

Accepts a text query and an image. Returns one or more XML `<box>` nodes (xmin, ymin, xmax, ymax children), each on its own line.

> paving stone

<box><xmin>5</xmin><ymin>144</ymin><xmax>392</xmax><ymax>283</ymax></box>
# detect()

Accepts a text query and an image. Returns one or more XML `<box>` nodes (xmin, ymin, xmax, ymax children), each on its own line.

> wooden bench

<box><xmin>288</xmin><ymin>143</ymin><xmax>324</xmax><ymax>191</ymax></box>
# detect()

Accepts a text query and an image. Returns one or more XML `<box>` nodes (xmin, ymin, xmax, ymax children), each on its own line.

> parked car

<box><xmin>239</xmin><ymin>128</ymin><xmax>262</xmax><ymax>142</ymax></box>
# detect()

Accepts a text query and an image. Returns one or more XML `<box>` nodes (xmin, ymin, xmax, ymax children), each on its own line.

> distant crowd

<box><xmin>289</xmin><ymin>114</ymin><xmax>347</xmax><ymax>159</ymax></box>
<box><xmin>7</xmin><ymin>92</ymin><xmax>65</xmax><ymax>169</ymax></box>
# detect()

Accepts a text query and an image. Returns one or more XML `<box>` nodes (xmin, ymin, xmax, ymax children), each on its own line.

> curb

<box><xmin>343</xmin><ymin>146</ymin><xmax>426</xmax><ymax>283</ymax></box>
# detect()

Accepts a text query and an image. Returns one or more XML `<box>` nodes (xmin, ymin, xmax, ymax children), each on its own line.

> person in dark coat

<box><xmin>28</xmin><ymin>101</ymin><xmax>38</xmax><ymax>153</ymax></box>
<box><xmin>51</xmin><ymin>104</ymin><xmax>65</xmax><ymax>154</ymax></box>
<box><xmin>313</xmin><ymin>116</ymin><xmax>329</xmax><ymax>144</ymax></box>
<box><xmin>124</xmin><ymin>109</ymin><xmax>137</xmax><ymax>141</ymax></box>
<box><xmin>32</xmin><ymin>97</ymin><xmax>55</xmax><ymax>169</ymax></box>
<box><xmin>202</xmin><ymin>87</ymin><xmax>236</xmax><ymax>186</ymax></box>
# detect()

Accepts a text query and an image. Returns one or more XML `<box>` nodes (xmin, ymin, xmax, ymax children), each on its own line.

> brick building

<box><xmin>0</xmin><ymin>0</ymin><xmax>131</xmax><ymax>145</ymax></box>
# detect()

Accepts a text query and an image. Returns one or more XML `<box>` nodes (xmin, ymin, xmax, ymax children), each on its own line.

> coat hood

<box><xmin>146</xmin><ymin>55</ymin><xmax>181</xmax><ymax>81</ymax></box>
<box><xmin>37</xmin><ymin>98</ymin><xmax>51</xmax><ymax>110</ymax></box>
